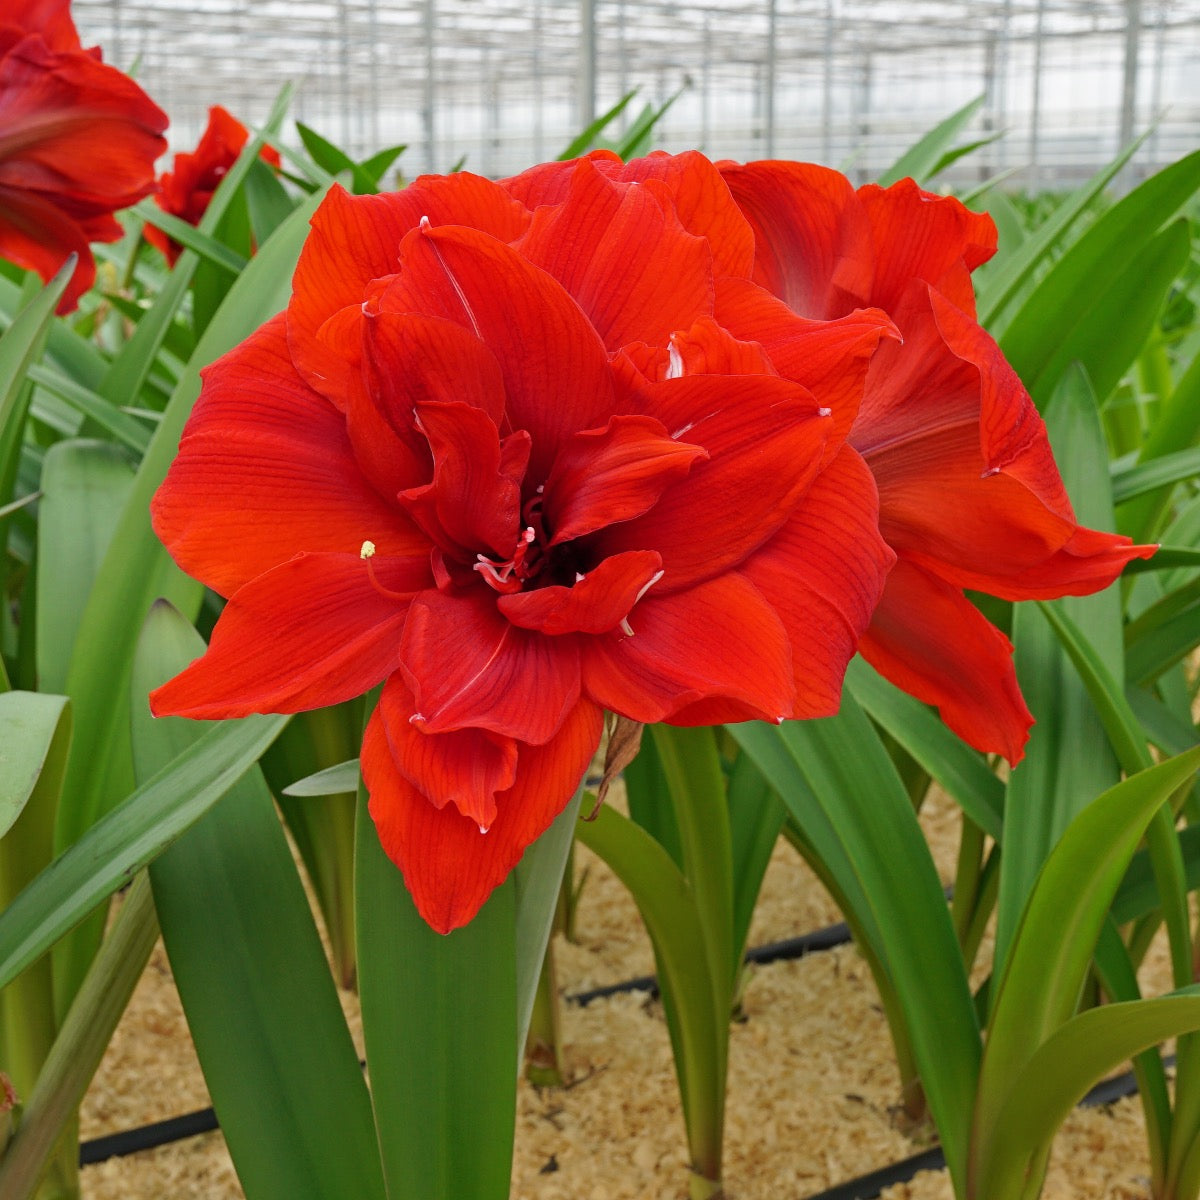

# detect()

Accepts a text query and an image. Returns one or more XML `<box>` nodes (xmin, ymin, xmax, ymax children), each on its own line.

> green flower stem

<box><xmin>575</xmin><ymin>802</ymin><xmax>725</xmax><ymax>1188</ymax></box>
<box><xmin>0</xmin><ymin>871</ymin><xmax>158</xmax><ymax>1200</ymax></box>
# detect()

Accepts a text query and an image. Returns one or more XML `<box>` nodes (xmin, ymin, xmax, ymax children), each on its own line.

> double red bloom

<box><xmin>147</xmin><ymin>105</ymin><xmax>281</xmax><ymax>266</ymax></box>
<box><xmin>151</xmin><ymin>150</ymin><xmax>1150</xmax><ymax>931</ymax></box>
<box><xmin>0</xmin><ymin>0</ymin><xmax>166</xmax><ymax>311</ymax></box>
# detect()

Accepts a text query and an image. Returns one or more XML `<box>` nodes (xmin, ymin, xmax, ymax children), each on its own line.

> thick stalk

<box><xmin>651</xmin><ymin>725</ymin><xmax>734</xmax><ymax>1192</ymax></box>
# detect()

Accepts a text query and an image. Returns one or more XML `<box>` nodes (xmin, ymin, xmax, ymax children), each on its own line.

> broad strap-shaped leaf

<box><xmin>36</xmin><ymin>440</ymin><xmax>135</xmax><ymax>695</ymax></box>
<box><xmin>845</xmin><ymin>656</ymin><xmax>1003</xmax><ymax>841</ymax></box>
<box><xmin>994</xmin><ymin>367</ymin><xmax>1124</xmax><ymax>974</ymax></box>
<box><xmin>977</xmin><ymin>990</ymin><xmax>1200</xmax><ymax>1200</ymax></box>
<box><xmin>0</xmin><ymin>692</ymin><xmax>70</xmax><ymax>842</ymax></box>
<box><xmin>974</xmin><ymin>746</ymin><xmax>1200</xmax><ymax>1181</ymax></box>
<box><xmin>1000</xmin><ymin>149</ymin><xmax>1200</xmax><ymax>401</ymax></box>
<box><xmin>51</xmin><ymin>183</ymin><xmax>325</xmax><ymax>1015</ymax></box>
<box><xmin>132</xmin><ymin>603</ymin><xmax>385</xmax><ymax>1200</ymax></box>
<box><xmin>356</xmin><ymin>783</ymin><xmax>518</xmax><ymax>1200</ymax></box>
<box><xmin>730</xmin><ymin>704</ymin><xmax>981</xmax><ymax>1193</ymax></box>
<box><xmin>877</xmin><ymin>94</ymin><xmax>984</xmax><ymax>187</ymax></box>
<box><xmin>0</xmin><ymin>711</ymin><xmax>289</xmax><ymax>992</ymax></box>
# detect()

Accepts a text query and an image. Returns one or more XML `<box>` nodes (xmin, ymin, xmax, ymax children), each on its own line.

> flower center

<box><xmin>473</xmin><ymin>490</ymin><xmax>552</xmax><ymax>594</ymax></box>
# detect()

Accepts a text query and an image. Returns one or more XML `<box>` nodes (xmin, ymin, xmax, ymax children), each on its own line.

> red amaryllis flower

<box><xmin>150</xmin><ymin>163</ymin><xmax>896</xmax><ymax>932</ymax></box>
<box><xmin>717</xmin><ymin>160</ymin><xmax>1156</xmax><ymax>762</ymax></box>
<box><xmin>506</xmin><ymin>152</ymin><xmax>1155</xmax><ymax>763</ymax></box>
<box><xmin>146</xmin><ymin>104</ymin><xmax>281</xmax><ymax>266</ymax></box>
<box><xmin>0</xmin><ymin>0</ymin><xmax>166</xmax><ymax>311</ymax></box>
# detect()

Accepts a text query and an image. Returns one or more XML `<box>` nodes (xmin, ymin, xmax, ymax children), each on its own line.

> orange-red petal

<box><xmin>858</xmin><ymin>558</ymin><xmax>1032</xmax><ymax>764</ymax></box>
<box><xmin>581</xmin><ymin>572</ymin><xmax>794</xmax><ymax>724</ymax></box>
<box><xmin>742</xmin><ymin>444</ymin><xmax>894</xmax><ymax>718</ymax></box>
<box><xmin>400</xmin><ymin>587</ymin><xmax>581</xmax><ymax>743</ymax></box>
<box><xmin>150</xmin><ymin>552</ymin><xmax>426</xmax><ymax>719</ymax></box>
<box><xmin>363</xmin><ymin>695</ymin><xmax>604</xmax><ymax>933</ymax></box>
<box><xmin>151</xmin><ymin>313</ymin><xmax>426</xmax><ymax>597</ymax></box>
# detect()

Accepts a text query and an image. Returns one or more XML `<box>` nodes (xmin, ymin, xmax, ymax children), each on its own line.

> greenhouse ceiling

<box><xmin>74</xmin><ymin>0</ymin><xmax>1200</xmax><ymax>185</ymax></box>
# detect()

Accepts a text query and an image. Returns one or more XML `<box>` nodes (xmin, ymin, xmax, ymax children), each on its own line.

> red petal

<box><xmin>501</xmin><ymin>150</ymin><xmax>621</xmax><ymax>207</ymax></box>
<box><xmin>718</xmin><ymin>159</ymin><xmax>872</xmax><ymax>318</ymax></box>
<box><xmin>515</xmin><ymin>156</ymin><xmax>714</xmax><ymax>349</ymax></box>
<box><xmin>544</xmin><ymin>414</ymin><xmax>708</xmax><ymax>545</ymax></box>
<box><xmin>287</xmin><ymin>177</ymin><xmax>530</xmax><ymax>405</ymax></box>
<box><xmin>152</xmin><ymin>313</ymin><xmax>426</xmax><ymax>597</ymax></box>
<box><xmin>858</xmin><ymin>558</ymin><xmax>1032</xmax><ymax>764</ymax></box>
<box><xmin>859</xmin><ymin>178</ymin><xmax>996</xmax><ymax>315</ymax></box>
<box><xmin>581</xmin><ymin>572</ymin><xmax>794</xmax><ymax>724</ymax></box>
<box><xmin>399</xmin><ymin>400</ymin><xmax>521</xmax><ymax>560</ymax></box>
<box><xmin>715</xmin><ymin>277</ymin><xmax>897</xmax><ymax>452</ymax></box>
<box><xmin>596</xmin><ymin>373</ymin><xmax>831</xmax><ymax>592</ymax></box>
<box><xmin>855</xmin><ymin>285</ymin><xmax>1141</xmax><ymax>593</ymax></box>
<box><xmin>377</xmin><ymin>674</ymin><xmax>517</xmax><ymax>831</ymax></box>
<box><xmin>150</xmin><ymin>552</ymin><xmax>426</xmax><ymax>719</ymax></box>
<box><xmin>499</xmin><ymin>550</ymin><xmax>663</xmax><ymax>635</ymax></box>
<box><xmin>400</xmin><ymin>587</ymin><xmax>580</xmax><ymax>743</ymax></box>
<box><xmin>742</xmin><ymin>445</ymin><xmax>894</xmax><ymax>717</ymax></box>
<box><xmin>0</xmin><ymin>35</ymin><xmax>165</xmax><ymax>310</ymax></box>
<box><xmin>363</xmin><ymin>695</ymin><xmax>604</xmax><ymax>933</ymax></box>
<box><xmin>616</xmin><ymin>151</ymin><xmax>756</xmax><ymax>278</ymax></box>
<box><xmin>378</xmin><ymin>222</ymin><xmax>617</xmax><ymax>480</ymax></box>
<box><xmin>668</xmin><ymin>315</ymin><xmax>778</xmax><ymax>377</ymax></box>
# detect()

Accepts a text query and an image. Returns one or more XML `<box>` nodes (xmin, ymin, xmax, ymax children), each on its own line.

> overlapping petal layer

<box><xmin>717</xmin><ymin>158</ymin><xmax>1153</xmax><ymax>760</ymax></box>
<box><xmin>152</xmin><ymin>150</ymin><xmax>962</xmax><ymax>931</ymax></box>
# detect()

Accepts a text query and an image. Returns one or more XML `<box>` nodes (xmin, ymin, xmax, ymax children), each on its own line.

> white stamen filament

<box><xmin>666</xmin><ymin>342</ymin><xmax>685</xmax><ymax>380</ymax></box>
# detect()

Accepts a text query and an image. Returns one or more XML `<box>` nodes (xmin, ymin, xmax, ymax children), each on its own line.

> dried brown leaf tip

<box><xmin>586</xmin><ymin>714</ymin><xmax>645</xmax><ymax>820</ymax></box>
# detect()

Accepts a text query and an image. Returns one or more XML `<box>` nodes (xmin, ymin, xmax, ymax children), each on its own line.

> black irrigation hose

<box><xmin>569</xmin><ymin>917</ymin><xmax>854</xmax><ymax>1006</ymax></box>
<box><xmin>75</xmin><ymin>917</ymin><xmax>1160</xmax><ymax>1182</ymax></box>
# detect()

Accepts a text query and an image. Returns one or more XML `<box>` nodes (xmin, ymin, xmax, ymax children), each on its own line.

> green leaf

<box><xmin>281</xmin><ymin>758</ymin><xmax>361</xmax><ymax>797</ymax></box>
<box><xmin>295</xmin><ymin>122</ymin><xmax>384</xmax><ymax>195</ymax></box>
<box><xmin>726</xmin><ymin>752</ymin><xmax>786</xmax><ymax>964</ymax></box>
<box><xmin>1000</xmin><ymin>149</ymin><xmax>1200</xmax><ymax>402</ymax></box>
<box><xmin>845</xmin><ymin>656</ymin><xmax>1003</xmax><ymax>841</ymax></box>
<box><xmin>1112</xmin><ymin>447</ymin><xmax>1200</xmax><ymax>504</ymax></box>
<box><xmin>513</xmin><ymin>787</ymin><xmax>583</xmax><ymax>1051</ymax></box>
<box><xmin>1125</xmin><ymin>574</ymin><xmax>1200</xmax><ymax>684</ymax></box>
<box><xmin>100</xmin><ymin>84</ymin><xmax>294</xmax><ymax>410</ymax></box>
<box><xmin>995</xmin><ymin>368</ymin><xmax>1124</xmax><ymax>973</ymax></box>
<box><xmin>132</xmin><ymin>201</ymin><xmax>248</xmax><ymax>273</ymax></box>
<box><xmin>574</xmin><ymin>802</ymin><xmax>725</xmax><ymax>1161</ymax></box>
<box><xmin>976</xmin><ymin>133</ymin><xmax>1148</xmax><ymax>332</ymax></box>
<box><xmin>0</xmin><ymin>692</ymin><xmax>70</xmax><ymax>841</ymax></box>
<box><xmin>877</xmin><ymin>94</ymin><xmax>984</xmax><ymax>187</ymax></box>
<box><xmin>980</xmin><ymin>991</ymin><xmax>1200</xmax><ymax>1199</ymax></box>
<box><xmin>1034</xmin><ymin>220</ymin><xmax>1191</xmax><ymax>406</ymax></box>
<box><xmin>1119</xmin><ymin>348</ymin><xmax>1200</xmax><ymax>541</ymax></box>
<box><xmin>35</xmin><ymin>441</ymin><xmax>134</xmax><ymax>694</ymax></box>
<box><xmin>356</xmin><ymin>785</ymin><xmax>517</xmax><ymax>1200</ymax></box>
<box><xmin>730</xmin><ymin>707</ymin><xmax>981</xmax><ymax>1192</ymax></box>
<box><xmin>976</xmin><ymin>746</ymin><xmax>1200</xmax><ymax>1168</ymax></box>
<box><xmin>558</xmin><ymin>90</ymin><xmax>641</xmax><ymax>160</ymax></box>
<box><xmin>244</xmin><ymin>157</ymin><xmax>296</xmax><ymax>246</ymax></box>
<box><xmin>359</xmin><ymin>144</ymin><xmax>407</xmax><ymax>189</ymax></box>
<box><xmin>133</xmin><ymin>603</ymin><xmax>385</xmax><ymax>1200</ymax></box>
<box><xmin>0</xmin><ymin>711</ymin><xmax>290</xmax><ymax>993</ymax></box>
<box><xmin>24</xmin><ymin>364</ymin><xmax>151</xmax><ymax>455</ymax></box>
<box><xmin>50</xmin><ymin>185</ymin><xmax>324</xmax><ymax>1013</ymax></box>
